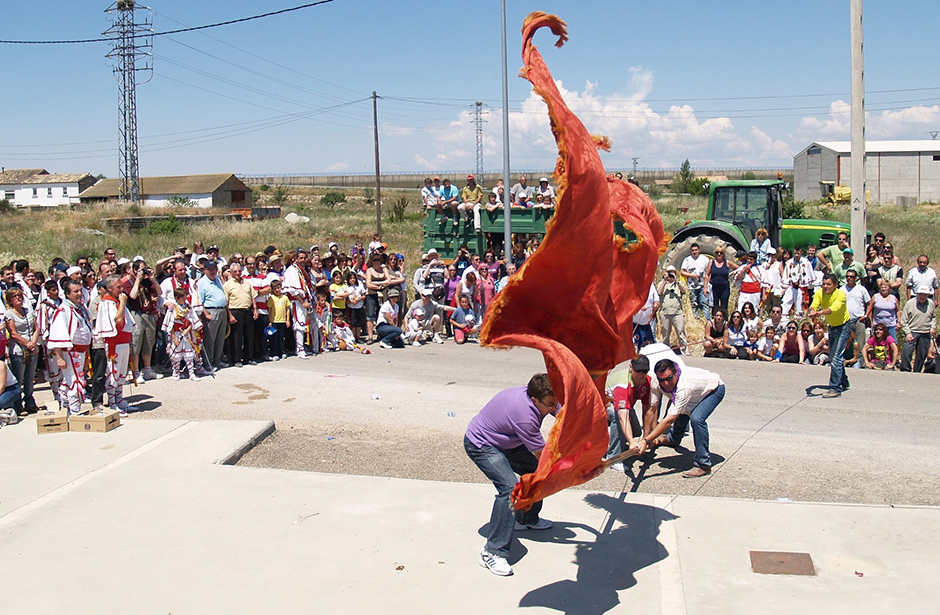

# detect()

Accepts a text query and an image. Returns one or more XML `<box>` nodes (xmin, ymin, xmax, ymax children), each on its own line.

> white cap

<box><xmin>116</xmin><ymin>257</ymin><xmax>130</xmax><ymax>266</ymax></box>
<box><xmin>133</xmin><ymin>255</ymin><xmax>145</xmax><ymax>262</ymax></box>
<box><xmin>540</xmin><ymin>177</ymin><xmax>549</xmax><ymax>183</ymax></box>
<box><xmin>66</xmin><ymin>266</ymin><xmax>82</xmax><ymax>277</ymax></box>
<box><xmin>328</xmin><ymin>241</ymin><xmax>338</xmax><ymax>249</ymax></box>
<box><xmin>427</xmin><ymin>248</ymin><xmax>440</xmax><ymax>257</ymax></box>
<box><xmin>421</xmin><ymin>287</ymin><xmax>433</xmax><ymax>296</ymax></box>
<box><xmin>916</xmin><ymin>284</ymin><xmax>933</xmax><ymax>295</ymax></box>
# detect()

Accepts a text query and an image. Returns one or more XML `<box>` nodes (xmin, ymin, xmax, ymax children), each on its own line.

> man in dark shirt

<box><xmin>123</xmin><ymin>259</ymin><xmax>162</xmax><ymax>380</ymax></box>
<box><xmin>464</xmin><ymin>373</ymin><xmax>558</xmax><ymax>576</ymax></box>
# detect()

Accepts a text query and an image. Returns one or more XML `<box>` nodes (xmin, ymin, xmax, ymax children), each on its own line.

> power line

<box><xmin>0</xmin><ymin>0</ymin><xmax>336</xmax><ymax>44</ymax></box>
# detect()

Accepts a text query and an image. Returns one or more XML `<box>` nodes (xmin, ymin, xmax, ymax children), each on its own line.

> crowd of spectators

<box><xmin>0</xmin><ymin>234</ymin><xmax>529</xmax><ymax>423</ymax></box>
<box><xmin>646</xmin><ymin>229</ymin><xmax>939</xmax><ymax>374</ymax></box>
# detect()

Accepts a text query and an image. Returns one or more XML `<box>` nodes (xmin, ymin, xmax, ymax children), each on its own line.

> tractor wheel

<box><xmin>663</xmin><ymin>234</ymin><xmax>739</xmax><ymax>271</ymax></box>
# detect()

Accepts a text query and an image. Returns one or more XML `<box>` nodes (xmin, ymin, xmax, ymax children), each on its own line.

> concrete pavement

<box><xmin>1</xmin><ymin>418</ymin><xmax>937</xmax><ymax>614</ymax></box>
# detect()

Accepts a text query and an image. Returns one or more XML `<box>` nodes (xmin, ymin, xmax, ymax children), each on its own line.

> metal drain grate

<box><xmin>750</xmin><ymin>551</ymin><xmax>816</xmax><ymax>576</ymax></box>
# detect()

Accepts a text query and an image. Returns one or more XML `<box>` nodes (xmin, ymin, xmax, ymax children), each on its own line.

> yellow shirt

<box><xmin>461</xmin><ymin>185</ymin><xmax>483</xmax><ymax>204</ymax></box>
<box><xmin>329</xmin><ymin>283</ymin><xmax>347</xmax><ymax>309</ymax></box>
<box><xmin>222</xmin><ymin>278</ymin><xmax>257</xmax><ymax>310</ymax></box>
<box><xmin>266</xmin><ymin>294</ymin><xmax>290</xmax><ymax>324</ymax></box>
<box><xmin>810</xmin><ymin>287</ymin><xmax>849</xmax><ymax>327</ymax></box>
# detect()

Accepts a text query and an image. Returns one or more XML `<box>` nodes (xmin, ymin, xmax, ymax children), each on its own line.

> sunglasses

<box><xmin>657</xmin><ymin>373</ymin><xmax>675</xmax><ymax>385</ymax></box>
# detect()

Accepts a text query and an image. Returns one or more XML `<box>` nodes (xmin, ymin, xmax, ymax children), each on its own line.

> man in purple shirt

<box><xmin>464</xmin><ymin>373</ymin><xmax>558</xmax><ymax>576</ymax></box>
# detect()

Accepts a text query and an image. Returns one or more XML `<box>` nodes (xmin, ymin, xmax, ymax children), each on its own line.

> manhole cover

<box><xmin>750</xmin><ymin>551</ymin><xmax>816</xmax><ymax>576</ymax></box>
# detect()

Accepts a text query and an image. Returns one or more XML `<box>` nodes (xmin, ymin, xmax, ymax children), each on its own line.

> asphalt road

<box><xmin>69</xmin><ymin>340</ymin><xmax>940</xmax><ymax>507</ymax></box>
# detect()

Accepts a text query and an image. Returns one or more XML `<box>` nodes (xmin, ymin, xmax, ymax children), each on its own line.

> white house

<box><xmin>793</xmin><ymin>140</ymin><xmax>940</xmax><ymax>204</ymax></box>
<box><xmin>79</xmin><ymin>173</ymin><xmax>253</xmax><ymax>209</ymax></box>
<box><xmin>0</xmin><ymin>168</ymin><xmax>97</xmax><ymax>207</ymax></box>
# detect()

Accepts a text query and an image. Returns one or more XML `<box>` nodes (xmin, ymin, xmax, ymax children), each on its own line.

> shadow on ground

<box><xmin>514</xmin><ymin>493</ymin><xmax>677</xmax><ymax>615</ymax></box>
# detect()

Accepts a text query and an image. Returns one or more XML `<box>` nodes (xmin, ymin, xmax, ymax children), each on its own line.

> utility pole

<box><xmin>104</xmin><ymin>0</ymin><xmax>153</xmax><ymax>204</ymax></box>
<box><xmin>500</xmin><ymin>0</ymin><xmax>512</xmax><ymax>256</ymax></box>
<box><xmin>473</xmin><ymin>101</ymin><xmax>485</xmax><ymax>184</ymax></box>
<box><xmin>372</xmin><ymin>91</ymin><xmax>382</xmax><ymax>236</ymax></box>
<box><xmin>850</xmin><ymin>0</ymin><xmax>866</xmax><ymax>257</ymax></box>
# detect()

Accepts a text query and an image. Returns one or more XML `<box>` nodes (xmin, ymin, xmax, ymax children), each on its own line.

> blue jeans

<box><xmin>464</xmin><ymin>437</ymin><xmax>541</xmax><ymax>557</ymax></box>
<box><xmin>606</xmin><ymin>402</ymin><xmax>641</xmax><ymax>458</ymax></box>
<box><xmin>375</xmin><ymin>322</ymin><xmax>404</xmax><ymax>347</ymax></box>
<box><xmin>8</xmin><ymin>352</ymin><xmax>38</xmax><ymax>409</ymax></box>
<box><xmin>0</xmin><ymin>383</ymin><xmax>23</xmax><ymax>413</ymax></box>
<box><xmin>689</xmin><ymin>286</ymin><xmax>709</xmax><ymax>320</ymax></box>
<box><xmin>828</xmin><ymin>322</ymin><xmax>852</xmax><ymax>390</ymax></box>
<box><xmin>666</xmin><ymin>384</ymin><xmax>724</xmax><ymax>469</ymax></box>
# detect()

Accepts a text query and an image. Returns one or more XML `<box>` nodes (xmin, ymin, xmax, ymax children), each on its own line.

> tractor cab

<box><xmin>709</xmin><ymin>180</ymin><xmax>785</xmax><ymax>249</ymax></box>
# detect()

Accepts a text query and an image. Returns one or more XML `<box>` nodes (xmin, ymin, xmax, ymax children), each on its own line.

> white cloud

<box><xmin>795</xmin><ymin>100</ymin><xmax>940</xmax><ymax>142</ymax></box>
<box><xmin>413</xmin><ymin>66</ymin><xmax>795</xmax><ymax>170</ymax></box>
<box><xmin>326</xmin><ymin>162</ymin><xmax>350</xmax><ymax>172</ymax></box>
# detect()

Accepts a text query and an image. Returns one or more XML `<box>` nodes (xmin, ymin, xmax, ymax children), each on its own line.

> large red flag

<box><xmin>480</xmin><ymin>12</ymin><xmax>667</xmax><ymax>510</ymax></box>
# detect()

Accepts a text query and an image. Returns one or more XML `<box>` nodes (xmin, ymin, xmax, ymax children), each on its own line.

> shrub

<box><xmin>166</xmin><ymin>195</ymin><xmax>195</xmax><ymax>208</ymax></box>
<box><xmin>126</xmin><ymin>202</ymin><xmax>142</xmax><ymax>216</ymax></box>
<box><xmin>388</xmin><ymin>193</ymin><xmax>410</xmax><ymax>223</ymax></box>
<box><xmin>259</xmin><ymin>184</ymin><xmax>270</xmax><ymax>192</ymax></box>
<box><xmin>741</xmin><ymin>171</ymin><xmax>757</xmax><ymax>180</ymax></box>
<box><xmin>645</xmin><ymin>183</ymin><xmax>663</xmax><ymax>197</ymax></box>
<box><xmin>142</xmin><ymin>215</ymin><xmax>182</xmax><ymax>235</ymax></box>
<box><xmin>363</xmin><ymin>187</ymin><xmax>375</xmax><ymax>205</ymax></box>
<box><xmin>321</xmin><ymin>191</ymin><xmax>347</xmax><ymax>210</ymax></box>
<box><xmin>689</xmin><ymin>177</ymin><xmax>710</xmax><ymax>197</ymax></box>
<box><xmin>669</xmin><ymin>159</ymin><xmax>696</xmax><ymax>194</ymax></box>
<box><xmin>271</xmin><ymin>185</ymin><xmax>289</xmax><ymax>207</ymax></box>
<box><xmin>0</xmin><ymin>199</ymin><xmax>14</xmax><ymax>214</ymax></box>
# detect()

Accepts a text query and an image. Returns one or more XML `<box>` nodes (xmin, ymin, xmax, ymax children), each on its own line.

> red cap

<box><xmin>467</xmin><ymin>174</ymin><xmax>475</xmax><ymax>180</ymax></box>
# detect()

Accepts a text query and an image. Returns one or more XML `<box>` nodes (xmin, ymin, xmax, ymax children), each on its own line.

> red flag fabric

<box><xmin>480</xmin><ymin>12</ymin><xmax>667</xmax><ymax>510</ymax></box>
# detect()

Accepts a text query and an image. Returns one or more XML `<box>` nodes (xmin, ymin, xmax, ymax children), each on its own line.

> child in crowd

<box><xmin>755</xmin><ymin>326</ymin><xmax>777</xmax><ymax>361</ymax></box>
<box><xmin>162</xmin><ymin>287</ymin><xmax>202</xmax><ymax>381</ymax></box>
<box><xmin>403</xmin><ymin>306</ymin><xmax>426</xmax><ymax>345</ymax></box>
<box><xmin>744</xmin><ymin>328</ymin><xmax>761</xmax><ymax>360</ymax></box>
<box><xmin>266</xmin><ymin>279</ymin><xmax>290</xmax><ymax>360</ymax></box>
<box><xmin>329</xmin><ymin>270</ymin><xmax>348</xmax><ymax>313</ymax></box>
<box><xmin>312</xmin><ymin>290</ymin><xmax>331</xmax><ymax>354</ymax></box>
<box><xmin>863</xmin><ymin>322</ymin><xmax>897</xmax><ymax>370</ymax></box>
<box><xmin>344</xmin><ymin>270</ymin><xmax>366</xmax><ymax>343</ymax></box>
<box><xmin>327</xmin><ymin>310</ymin><xmax>371</xmax><ymax>354</ymax></box>
<box><xmin>450</xmin><ymin>295</ymin><xmax>479</xmax><ymax>344</ymax></box>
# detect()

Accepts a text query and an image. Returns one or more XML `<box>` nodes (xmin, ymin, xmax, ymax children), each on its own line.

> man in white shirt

<box><xmin>638</xmin><ymin>359</ymin><xmax>725</xmax><ymax>478</ymax></box>
<box><xmin>680</xmin><ymin>244</ymin><xmax>710</xmax><ymax>320</ymax></box>
<box><xmin>905</xmin><ymin>255</ymin><xmax>938</xmax><ymax>300</ymax></box>
<box><xmin>841</xmin><ymin>269</ymin><xmax>871</xmax><ymax>368</ymax></box>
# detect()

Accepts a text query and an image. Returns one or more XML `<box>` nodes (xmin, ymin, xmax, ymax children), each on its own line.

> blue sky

<box><xmin>1</xmin><ymin>0</ymin><xmax>939</xmax><ymax>178</ymax></box>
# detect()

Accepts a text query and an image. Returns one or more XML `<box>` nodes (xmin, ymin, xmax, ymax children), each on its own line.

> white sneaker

<box><xmin>514</xmin><ymin>518</ymin><xmax>553</xmax><ymax>531</ymax></box>
<box><xmin>190</xmin><ymin>375</ymin><xmax>200</xmax><ymax>382</ymax></box>
<box><xmin>297</xmin><ymin>352</ymin><xmax>309</xmax><ymax>359</ymax></box>
<box><xmin>412</xmin><ymin>340</ymin><xmax>422</xmax><ymax>347</ymax></box>
<box><xmin>379</xmin><ymin>341</ymin><xmax>392</xmax><ymax>349</ymax></box>
<box><xmin>143</xmin><ymin>369</ymin><xmax>164</xmax><ymax>381</ymax></box>
<box><xmin>479</xmin><ymin>548</ymin><xmax>513</xmax><ymax>576</ymax></box>
<box><xmin>172</xmin><ymin>374</ymin><xmax>180</xmax><ymax>381</ymax></box>
<box><xmin>433</xmin><ymin>333</ymin><xmax>443</xmax><ymax>344</ymax></box>
<box><xmin>271</xmin><ymin>355</ymin><xmax>280</xmax><ymax>361</ymax></box>
<box><xmin>281</xmin><ymin>354</ymin><xmax>288</xmax><ymax>360</ymax></box>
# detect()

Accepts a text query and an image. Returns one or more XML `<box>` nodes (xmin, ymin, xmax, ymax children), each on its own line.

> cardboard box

<box><xmin>36</xmin><ymin>409</ymin><xmax>69</xmax><ymax>434</ymax></box>
<box><xmin>68</xmin><ymin>409</ymin><xmax>121</xmax><ymax>433</ymax></box>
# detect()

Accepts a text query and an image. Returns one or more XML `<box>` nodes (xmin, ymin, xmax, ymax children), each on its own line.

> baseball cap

<box><xmin>916</xmin><ymin>285</ymin><xmax>932</xmax><ymax>295</ymax></box>
<box><xmin>427</xmin><ymin>248</ymin><xmax>440</xmax><ymax>257</ymax></box>
<box><xmin>207</xmin><ymin>244</ymin><xmax>219</xmax><ymax>251</ymax></box>
<box><xmin>386</xmin><ymin>288</ymin><xmax>400</xmax><ymax>298</ymax></box>
<box><xmin>133</xmin><ymin>255</ymin><xmax>145</xmax><ymax>262</ymax></box>
<box><xmin>433</xmin><ymin>176</ymin><xmax>440</xmax><ymax>181</ymax></box>
<box><xmin>539</xmin><ymin>177</ymin><xmax>549</xmax><ymax>183</ymax></box>
<box><xmin>116</xmin><ymin>257</ymin><xmax>130</xmax><ymax>266</ymax></box>
<box><xmin>196</xmin><ymin>254</ymin><xmax>209</xmax><ymax>262</ymax></box>
<box><xmin>421</xmin><ymin>287</ymin><xmax>433</xmax><ymax>296</ymax></box>
<box><xmin>467</xmin><ymin>174</ymin><xmax>475</xmax><ymax>180</ymax></box>
<box><xmin>204</xmin><ymin>259</ymin><xmax>218</xmax><ymax>269</ymax></box>
<box><xmin>328</xmin><ymin>241</ymin><xmax>338</xmax><ymax>249</ymax></box>
<box><xmin>665</xmin><ymin>265</ymin><xmax>677</xmax><ymax>272</ymax></box>
<box><xmin>310</xmin><ymin>245</ymin><xmax>319</xmax><ymax>252</ymax></box>
<box><xmin>842</xmin><ymin>247</ymin><xmax>854</xmax><ymax>254</ymax></box>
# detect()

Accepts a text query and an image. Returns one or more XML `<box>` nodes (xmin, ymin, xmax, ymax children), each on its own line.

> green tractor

<box><xmin>662</xmin><ymin>179</ymin><xmax>865</xmax><ymax>269</ymax></box>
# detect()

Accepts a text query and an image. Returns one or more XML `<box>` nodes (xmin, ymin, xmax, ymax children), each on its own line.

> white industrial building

<box><xmin>0</xmin><ymin>168</ymin><xmax>96</xmax><ymax>207</ymax></box>
<box><xmin>793</xmin><ymin>140</ymin><xmax>940</xmax><ymax>204</ymax></box>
